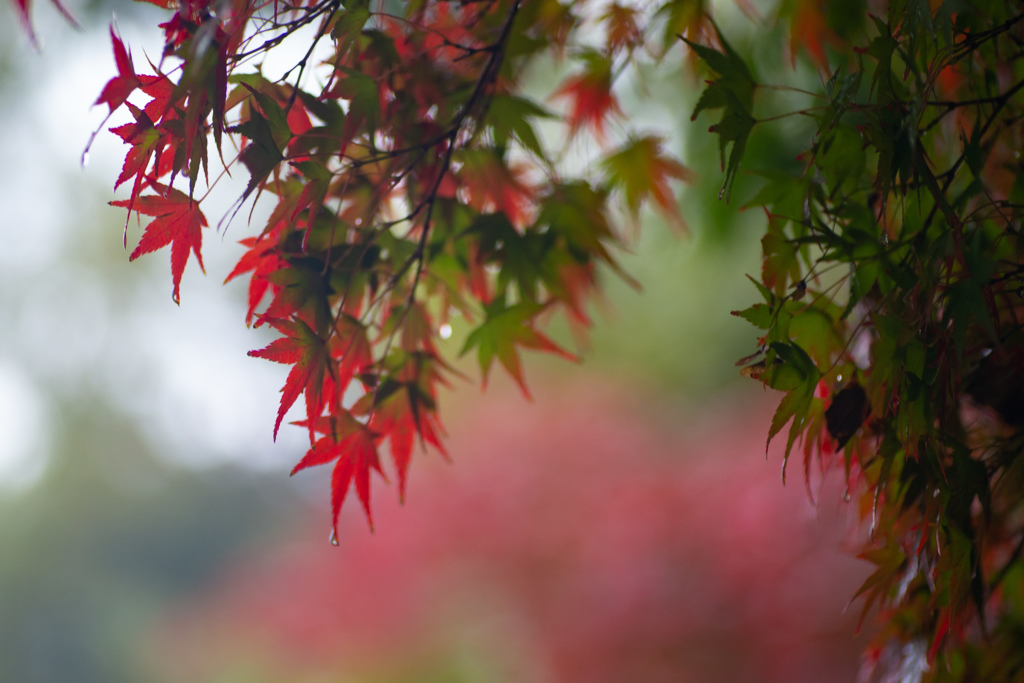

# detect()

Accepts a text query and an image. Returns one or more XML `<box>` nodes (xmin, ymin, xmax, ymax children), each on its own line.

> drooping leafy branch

<box><xmin>75</xmin><ymin>0</ymin><xmax>691</xmax><ymax>539</ymax></box>
<box><xmin>716</xmin><ymin>3</ymin><xmax>1024</xmax><ymax>679</ymax></box>
<box><xmin>10</xmin><ymin>0</ymin><xmax>1024</xmax><ymax>678</ymax></box>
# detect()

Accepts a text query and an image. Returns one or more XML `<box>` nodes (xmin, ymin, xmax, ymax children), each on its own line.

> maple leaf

<box><xmin>108</xmin><ymin>74</ymin><xmax>183</xmax><ymax>208</ymax></box>
<box><xmin>784</xmin><ymin>0</ymin><xmax>840</xmax><ymax>73</ymax></box>
<box><xmin>368</xmin><ymin>387</ymin><xmax>421</xmax><ymax>503</ymax></box>
<box><xmin>551</xmin><ymin>51</ymin><xmax>622</xmax><ymax>141</ymax></box>
<box><xmin>546</xmin><ymin>255</ymin><xmax>597</xmax><ymax>328</ymax></box>
<box><xmin>231</xmin><ymin>83</ymin><xmax>291</xmax><ymax>205</ymax></box>
<box><xmin>257</xmin><ymin>259</ymin><xmax>333</xmax><ymax>336</ymax></box>
<box><xmin>11</xmin><ymin>0</ymin><xmax>77</xmax><ymax>46</ymax></box>
<box><xmin>12</xmin><ymin>0</ymin><xmax>34</xmax><ymax>42</ymax></box>
<box><xmin>655</xmin><ymin>0</ymin><xmax>708</xmax><ymax>53</ymax></box>
<box><xmin>291</xmin><ymin>414</ymin><xmax>384</xmax><ymax>532</ymax></box>
<box><xmin>763</xmin><ymin>341</ymin><xmax>821</xmax><ymax>480</ymax></box>
<box><xmin>139</xmin><ymin>72</ymin><xmax>177</xmax><ymax>122</ymax></box>
<box><xmin>111</xmin><ymin>105</ymin><xmax>158</xmax><ymax>191</ymax></box>
<box><xmin>457</xmin><ymin>150</ymin><xmax>536</xmax><ymax>228</ymax></box>
<box><xmin>329</xmin><ymin>313</ymin><xmax>374</xmax><ymax>395</ymax></box>
<box><xmin>602</xmin><ymin>135</ymin><xmax>693</xmax><ymax>232</ymax></box>
<box><xmin>359</xmin><ymin>365</ymin><xmax>448</xmax><ymax>503</ymax></box>
<box><xmin>95</xmin><ymin>26</ymin><xmax>141</xmax><ymax>114</ymax></box>
<box><xmin>601</xmin><ymin>2</ymin><xmax>643</xmax><ymax>54</ymax></box>
<box><xmin>460</xmin><ymin>299</ymin><xmax>577</xmax><ymax>399</ymax></box>
<box><xmin>109</xmin><ymin>104</ymin><xmax>161</xmax><ymax>238</ymax></box>
<box><xmin>288</xmin><ymin>161</ymin><xmax>332</xmax><ymax>250</ymax></box>
<box><xmin>824</xmin><ymin>383</ymin><xmax>868</xmax><ymax>449</ymax></box>
<box><xmin>224</xmin><ymin>227</ymin><xmax>286</xmax><ymax>325</ymax></box>
<box><xmin>760</xmin><ymin>211</ymin><xmax>800</xmax><ymax>298</ymax></box>
<box><xmin>111</xmin><ymin>181</ymin><xmax>207</xmax><ymax>304</ymax></box>
<box><xmin>484</xmin><ymin>94</ymin><xmax>554</xmax><ymax>159</ymax></box>
<box><xmin>248</xmin><ymin>317</ymin><xmax>330</xmax><ymax>441</ymax></box>
<box><xmin>682</xmin><ymin>26</ymin><xmax>756</xmax><ymax>201</ymax></box>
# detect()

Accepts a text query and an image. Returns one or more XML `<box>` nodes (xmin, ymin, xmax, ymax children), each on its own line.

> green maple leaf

<box><xmin>460</xmin><ymin>299</ymin><xmax>577</xmax><ymax>399</ymax></box>
<box><xmin>601</xmin><ymin>134</ymin><xmax>691</xmax><ymax>231</ymax></box>
<box><xmin>681</xmin><ymin>24</ymin><xmax>756</xmax><ymax>202</ymax></box>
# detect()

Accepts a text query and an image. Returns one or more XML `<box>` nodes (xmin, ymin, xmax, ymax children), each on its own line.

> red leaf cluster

<box><xmin>88</xmin><ymin>0</ymin><xmax>687</xmax><ymax>532</ymax></box>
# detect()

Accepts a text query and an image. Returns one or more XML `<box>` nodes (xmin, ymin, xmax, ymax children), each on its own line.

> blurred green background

<box><xmin>0</xmin><ymin>2</ymin><xmax>869</xmax><ymax>681</ymax></box>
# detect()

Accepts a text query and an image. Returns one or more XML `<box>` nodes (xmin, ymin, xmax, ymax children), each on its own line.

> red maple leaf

<box><xmin>95</xmin><ymin>26</ymin><xmax>141</xmax><ymax>114</ymax></box>
<box><xmin>111</xmin><ymin>181</ymin><xmax>207</xmax><ymax>303</ymax></box>
<box><xmin>11</xmin><ymin>0</ymin><xmax>77</xmax><ymax>46</ymax></box>
<box><xmin>111</xmin><ymin>105</ymin><xmax>157</xmax><ymax>192</ymax></box>
<box><xmin>291</xmin><ymin>415</ymin><xmax>385</xmax><ymax>532</ymax></box>
<box><xmin>329</xmin><ymin>313</ymin><xmax>374</xmax><ymax>394</ymax></box>
<box><xmin>368</xmin><ymin>383</ymin><xmax>447</xmax><ymax>502</ymax></box>
<box><xmin>107</xmin><ymin>74</ymin><xmax>188</xmax><ymax>246</ymax></box>
<box><xmin>224</xmin><ymin>221</ymin><xmax>288</xmax><ymax>325</ymax></box>
<box><xmin>12</xmin><ymin>0</ymin><xmax>34</xmax><ymax>41</ymax></box>
<box><xmin>551</xmin><ymin>52</ymin><xmax>622</xmax><ymax>141</ymax></box>
<box><xmin>248</xmin><ymin>317</ymin><xmax>331</xmax><ymax>441</ymax></box>
<box><xmin>788</xmin><ymin>0</ymin><xmax>840</xmax><ymax>73</ymax></box>
<box><xmin>458</xmin><ymin>153</ymin><xmax>535</xmax><ymax>228</ymax></box>
<box><xmin>140</xmin><ymin>72</ymin><xmax>178</xmax><ymax>122</ymax></box>
<box><xmin>109</xmin><ymin>105</ymin><xmax>158</xmax><ymax>236</ymax></box>
<box><xmin>550</xmin><ymin>258</ymin><xmax>597</xmax><ymax>327</ymax></box>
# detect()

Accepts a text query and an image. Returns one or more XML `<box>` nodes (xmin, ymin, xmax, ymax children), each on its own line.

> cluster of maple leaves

<box><xmin>82</xmin><ymin>0</ymin><xmax>693</xmax><ymax>537</ymax></box>
<box><xmin>713</xmin><ymin>3</ymin><xmax>1024</xmax><ymax>678</ymax></box>
<box><xmin>13</xmin><ymin>0</ymin><xmax>1024</xmax><ymax>677</ymax></box>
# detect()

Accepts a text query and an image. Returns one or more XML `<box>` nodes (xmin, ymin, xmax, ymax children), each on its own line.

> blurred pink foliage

<box><xmin>150</xmin><ymin>379</ymin><xmax>871</xmax><ymax>682</ymax></box>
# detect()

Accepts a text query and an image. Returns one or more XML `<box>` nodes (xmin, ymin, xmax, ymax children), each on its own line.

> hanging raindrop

<box><xmin>329</xmin><ymin>529</ymin><xmax>339</xmax><ymax>546</ymax></box>
<box><xmin>843</xmin><ymin>487</ymin><xmax>851</xmax><ymax>502</ymax></box>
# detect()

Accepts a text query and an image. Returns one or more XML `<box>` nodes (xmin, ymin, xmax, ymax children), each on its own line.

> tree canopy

<box><xmin>11</xmin><ymin>0</ymin><xmax>1024</xmax><ymax>679</ymax></box>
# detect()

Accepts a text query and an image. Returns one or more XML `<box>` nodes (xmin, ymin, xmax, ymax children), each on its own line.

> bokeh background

<box><xmin>0</xmin><ymin>1</ymin><xmax>874</xmax><ymax>680</ymax></box>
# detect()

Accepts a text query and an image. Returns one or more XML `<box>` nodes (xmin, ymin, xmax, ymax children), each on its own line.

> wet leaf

<box><xmin>824</xmin><ymin>383</ymin><xmax>868</xmax><ymax>449</ymax></box>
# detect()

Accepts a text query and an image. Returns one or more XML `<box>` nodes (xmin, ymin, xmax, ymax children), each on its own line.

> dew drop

<box><xmin>718</xmin><ymin>187</ymin><xmax>726</xmax><ymax>200</ymax></box>
<box><xmin>329</xmin><ymin>529</ymin><xmax>339</xmax><ymax>546</ymax></box>
<box><xmin>843</xmin><ymin>488</ymin><xmax>851</xmax><ymax>502</ymax></box>
<box><xmin>81</xmin><ymin>151</ymin><xmax>90</xmax><ymax>168</ymax></box>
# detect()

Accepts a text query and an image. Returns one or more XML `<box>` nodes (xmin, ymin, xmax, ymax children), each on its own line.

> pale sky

<box><xmin>0</xmin><ymin>6</ymin><xmax>319</xmax><ymax>488</ymax></box>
